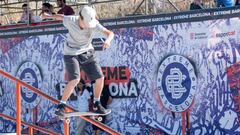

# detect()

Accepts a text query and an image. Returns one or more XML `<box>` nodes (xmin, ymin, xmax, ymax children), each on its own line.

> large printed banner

<box><xmin>227</xmin><ymin>62</ymin><xmax>240</xmax><ymax>123</ymax></box>
<box><xmin>1</xmin><ymin>7</ymin><xmax>240</xmax><ymax>135</ymax></box>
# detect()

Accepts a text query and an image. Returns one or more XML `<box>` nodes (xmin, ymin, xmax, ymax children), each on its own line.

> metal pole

<box><xmin>64</xmin><ymin>121</ymin><xmax>69</xmax><ymax>135</ymax></box>
<box><xmin>27</xmin><ymin>0</ymin><xmax>30</xmax><ymax>25</ymax></box>
<box><xmin>64</xmin><ymin>108</ymin><xmax>70</xmax><ymax>135</ymax></box>
<box><xmin>166</xmin><ymin>0</ymin><xmax>180</xmax><ymax>12</ymax></box>
<box><xmin>16</xmin><ymin>82</ymin><xmax>22</xmax><ymax>135</ymax></box>
<box><xmin>182</xmin><ymin>112</ymin><xmax>186</xmax><ymax>135</ymax></box>
<box><xmin>36</xmin><ymin>1</ymin><xmax>38</xmax><ymax>16</ymax></box>
<box><xmin>133</xmin><ymin>0</ymin><xmax>145</xmax><ymax>15</ymax></box>
<box><xmin>29</xmin><ymin>127</ymin><xmax>33</xmax><ymax>135</ymax></box>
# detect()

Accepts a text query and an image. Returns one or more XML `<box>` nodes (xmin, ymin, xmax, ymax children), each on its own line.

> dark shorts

<box><xmin>64</xmin><ymin>49</ymin><xmax>104</xmax><ymax>81</ymax></box>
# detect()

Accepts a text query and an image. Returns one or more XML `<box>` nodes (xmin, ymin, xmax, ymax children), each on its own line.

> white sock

<box><xmin>60</xmin><ymin>100</ymin><xmax>66</xmax><ymax>104</ymax></box>
<box><xmin>94</xmin><ymin>98</ymin><xmax>100</xmax><ymax>103</ymax></box>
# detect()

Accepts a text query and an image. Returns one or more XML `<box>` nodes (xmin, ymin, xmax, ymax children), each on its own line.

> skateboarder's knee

<box><xmin>69</xmin><ymin>78</ymin><xmax>80</xmax><ymax>85</ymax></box>
<box><xmin>95</xmin><ymin>77</ymin><xmax>104</xmax><ymax>83</ymax></box>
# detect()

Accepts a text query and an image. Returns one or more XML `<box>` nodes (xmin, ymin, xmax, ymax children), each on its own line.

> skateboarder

<box><xmin>42</xmin><ymin>6</ymin><xmax>114</xmax><ymax>115</ymax></box>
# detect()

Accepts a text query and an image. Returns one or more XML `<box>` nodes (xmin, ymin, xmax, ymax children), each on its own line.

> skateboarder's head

<box><xmin>79</xmin><ymin>6</ymin><xmax>98</xmax><ymax>28</ymax></box>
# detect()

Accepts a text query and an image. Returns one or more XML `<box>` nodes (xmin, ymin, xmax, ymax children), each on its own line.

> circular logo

<box><xmin>157</xmin><ymin>55</ymin><xmax>197</xmax><ymax>112</ymax></box>
<box><xmin>16</xmin><ymin>62</ymin><xmax>42</xmax><ymax>109</ymax></box>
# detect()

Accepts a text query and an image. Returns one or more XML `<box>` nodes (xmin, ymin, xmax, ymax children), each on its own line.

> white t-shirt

<box><xmin>63</xmin><ymin>16</ymin><xmax>107</xmax><ymax>55</ymax></box>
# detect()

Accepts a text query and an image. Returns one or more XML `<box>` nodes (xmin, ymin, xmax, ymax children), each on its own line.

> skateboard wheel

<box><xmin>66</xmin><ymin>118</ymin><xmax>70</xmax><ymax>124</ymax></box>
<box><xmin>59</xmin><ymin>116</ymin><xmax>64</xmax><ymax>121</ymax></box>
<box><xmin>97</xmin><ymin>117</ymin><xmax>102</xmax><ymax>122</ymax></box>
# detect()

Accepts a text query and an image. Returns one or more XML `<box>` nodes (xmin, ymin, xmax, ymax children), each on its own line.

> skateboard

<box><xmin>58</xmin><ymin>109</ymin><xmax>111</xmax><ymax>123</ymax></box>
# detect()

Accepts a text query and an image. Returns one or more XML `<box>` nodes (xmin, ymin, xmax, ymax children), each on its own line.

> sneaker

<box><xmin>55</xmin><ymin>103</ymin><xmax>66</xmax><ymax>116</ymax></box>
<box><xmin>93</xmin><ymin>101</ymin><xmax>109</xmax><ymax>114</ymax></box>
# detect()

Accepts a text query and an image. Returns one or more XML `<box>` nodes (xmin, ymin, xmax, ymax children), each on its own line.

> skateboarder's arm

<box><xmin>102</xmin><ymin>29</ymin><xmax>114</xmax><ymax>49</ymax></box>
<box><xmin>42</xmin><ymin>13</ymin><xmax>64</xmax><ymax>21</ymax></box>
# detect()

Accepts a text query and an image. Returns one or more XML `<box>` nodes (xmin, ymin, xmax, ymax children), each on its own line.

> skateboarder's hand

<box><xmin>102</xmin><ymin>41</ymin><xmax>110</xmax><ymax>50</ymax></box>
<box><xmin>41</xmin><ymin>12</ymin><xmax>50</xmax><ymax>19</ymax></box>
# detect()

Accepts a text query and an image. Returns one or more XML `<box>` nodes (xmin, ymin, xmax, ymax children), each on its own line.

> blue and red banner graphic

<box><xmin>1</xmin><ymin>6</ymin><xmax>240</xmax><ymax>135</ymax></box>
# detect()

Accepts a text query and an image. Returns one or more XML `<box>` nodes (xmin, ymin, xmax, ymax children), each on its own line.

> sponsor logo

<box><xmin>108</xmin><ymin>78</ymin><xmax>139</xmax><ymax>98</ymax></box>
<box><xmin>210</xmin><ymin>31</ymin><xmax>236</xmax><ymax>38</ymax></box>
<box><xmin>190</xmin><ymin>32</ymin><xmax>208</xmax><ymax>40</ymax></box>
<box><xmin>16</xmin><ymin>62</ymin><xmax>42</xmax><ymax>109</ymax></box>
<box><xmin>56</xmin><ymin>67</ymin><xmax>139</xmax><ymax>99</ymax></box>
<box><xmin>83</xmin><ymin>66</ymin><xmax>139</xmax><ymax>98</ymax></box>
<box><xmin>92</xmin><ymin>38</ymin><xmax>105</xmax><ymax>51</ymax></box>
<box><xmin>157</xmin><ymin>55</ymin><xmax>197</xmax><ymax>112</ymax></box>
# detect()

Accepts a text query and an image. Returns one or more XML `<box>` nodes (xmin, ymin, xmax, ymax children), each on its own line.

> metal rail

<box><xmin>0</xmin><ymin>69</ymin><xmax>121</xmax><ymax>135</ymax></box>
<box><xmin>0</xmin><ymin>113</ymin><xmax>59</xmax><ymax>135</ymax></box>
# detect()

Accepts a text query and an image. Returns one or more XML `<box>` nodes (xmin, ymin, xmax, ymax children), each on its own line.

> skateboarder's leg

<box><xmin>93</xmin><ymin>77</ymin><xmax>104</xmax><ymax>102</ymax></box>
<box><xmin>61</xmin><ymin>79</ymin><xmax>80</xmax><ymax>101</ymax></box>
<box><xmin>92</xmin><ymin>77</ymin><xmax>110</xmax><ymax>114</ymax></box>
<box><xmin>79</xmin><ymin>50</ymin><xmax>109</xmax><ymax>114</ymax></box>
<box><xmin>55</xmin><ymin>79</ymin><xmax>80</xmax><ymax>115</ymax></box>
<box><xmin>56</xmin><ymin>55</ymin><xmax>81</xmax><ymax>115</ymax></box>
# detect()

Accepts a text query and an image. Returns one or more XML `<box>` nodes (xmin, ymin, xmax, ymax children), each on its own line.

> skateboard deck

<box><xmin>63</xmin><ymin>109</ymin><xmax>111</xmax><ymax>118</ymax></box>
<box><xmin>58</xmin><ymin>109</ymin><xmax>111</xmax><ymax>123</ymax></box>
